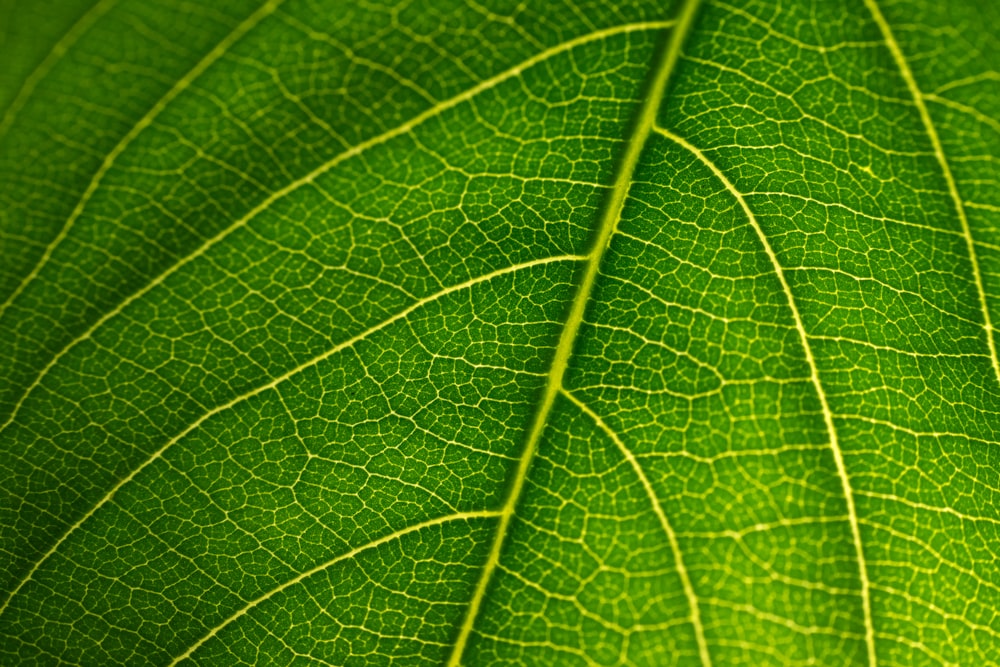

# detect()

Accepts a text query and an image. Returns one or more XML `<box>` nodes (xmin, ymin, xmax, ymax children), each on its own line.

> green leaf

<box><xmin>1</xmin><ymin>0</ymin><xmax>998</xmax><ymax>664</ymax></box>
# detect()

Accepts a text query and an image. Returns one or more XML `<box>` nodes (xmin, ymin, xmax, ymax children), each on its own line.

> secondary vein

<box><xmin>0</xmin><ymin>0</ymin><xmax>286</xmax><ymax>322</ymax></box>
<box><xmin>444</xmin><ymin>1</ymin><xmax>704</xmax><ymax>663</ymax></box>
<box><xmin>653</xmin><ymin>124</ymin><xmax>878</xmax><ymax>667</ymax></box>
<box><xmin>168</xmin><ymin>510</ymin><xmax>501</xmax><ymax>665</ymax></box>
<box><xmin>561</xmin><ymin>388</ymin><xmax>711</xmax><ymax>667</ymax></box>
<box><xmin>863</xmin><ymin>0</ymin><xmax>1000</xmax><ymax>389</ymax></box>
<box><xmin>0</xmin><ymin>0</ymin><xmax>119</xmax><ymax>140</ymax></box>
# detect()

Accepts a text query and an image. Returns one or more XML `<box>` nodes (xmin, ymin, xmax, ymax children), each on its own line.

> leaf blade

<box><xmin>1</xmin><ymin>0</ymin><xmax>998</xmax><ymax>664</ymax></box>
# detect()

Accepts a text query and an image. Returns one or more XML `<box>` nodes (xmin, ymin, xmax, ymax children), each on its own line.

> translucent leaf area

<box><xmin>1</xmin><ymin>0</ymin><xmax>998</xmax><ymax>664</ymax></box>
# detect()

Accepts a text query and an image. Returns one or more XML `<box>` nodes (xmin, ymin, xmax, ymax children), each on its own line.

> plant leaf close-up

<box><xmin>1</xmin><ymin>0</ymin><xmax>998</xmax><ymax>664</ymax></box>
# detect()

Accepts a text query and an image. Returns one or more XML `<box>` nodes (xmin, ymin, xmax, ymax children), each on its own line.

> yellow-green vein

<box><xmin>0</xmin><ymin>0</ymin><xmax>285</xmax><ymax>321</ymax></box>
<box><xmin>863</xmin><ymin>0</ymin><xmax>1000</xmax><ymax>389</ymax></box>
<box><xmin>562</xmin><ymin>388</ymin><xmax>711</xmax><ymax>667</ymax></box>
<box><xmin>653</xmin><ymin>125</ymin><xmax>878</xmax><ymax>667</ymax></box>
<box><xmin>169</xmin><ymin>510</ymin><xmax>501</xmax><ymax>665</ymax></box>
<box><xmin>0</xmin><ymin>0</ymin><xmax>118</xmax><ymax>140</ymax></box>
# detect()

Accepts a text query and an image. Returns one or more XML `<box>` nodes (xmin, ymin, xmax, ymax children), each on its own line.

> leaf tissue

<box><xmin>1</xmin><ymin>0</ymin><xmax>998</xmax><ymax>664</ymax></box>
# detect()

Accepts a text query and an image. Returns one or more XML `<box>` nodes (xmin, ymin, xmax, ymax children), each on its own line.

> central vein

<box><xmin>445</xmin><ymin>1</ymin><xmax>704</xmax><ymax>663</ymax></box>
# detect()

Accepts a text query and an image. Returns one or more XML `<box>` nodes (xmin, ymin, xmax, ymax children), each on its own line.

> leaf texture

<box><xmin>0</xmin><ymin>0</ymin><xmax>998</xmax><ymax>664</ymax></box>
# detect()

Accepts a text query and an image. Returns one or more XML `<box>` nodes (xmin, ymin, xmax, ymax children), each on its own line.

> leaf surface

<box><xmin>1</xmin><ymin>0</ymin><xmax>998</xmax><ymax>664</ymax></box>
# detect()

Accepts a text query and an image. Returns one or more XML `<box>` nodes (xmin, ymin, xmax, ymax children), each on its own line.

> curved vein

<box><xmin>0</xmin><ymin>17</ymin><xmax>674</xmax><ymax>434</ymax></box>
<box><xmin>0</xmin><ymin>0</ymin><xmax>285</xmax><ymax>320</ymax></box>
<box><xmin>0</xmin><ymin>254</ymin><xmax>581</xmax><ymax>618</ymax></box>
<box><xmin>169</xmin><ymin>510</ymin><xmax>501</xmax><ymax>666</ymax></box>
<box><xmin>862</xmin><ymin>0</ymin><xmax>1000</xmax><ymax>388</ymax></box>
<box><xmin>652</xmin><ymin>125</ymin><xmax>878</xmax><ymax>666</ymax></box>
<box><xmin>561</xmin><ymin>388</ymin><xmax>711</xmax><ymax>667</ymax></box>
<box><xmin>445</xmin><ymin>2</ymin><xmax>702</xmax><ymax>663</ymax></box>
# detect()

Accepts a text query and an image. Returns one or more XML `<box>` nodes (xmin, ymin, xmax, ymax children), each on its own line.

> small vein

<box><xmin>923</xmin><ymin>93</ymin><xmax>1000</xmax><ymax>136</ymax></box>
<box><xmin>856</xmin><ymin>489</ymin><xmax>1000</xmax><ymax>529</ymax></box>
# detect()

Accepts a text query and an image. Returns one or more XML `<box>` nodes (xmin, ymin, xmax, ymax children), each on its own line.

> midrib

<box><xmin>444</xmin><ymin>0</ymin><xmax>704</xmax><ymax>663</ymax></box>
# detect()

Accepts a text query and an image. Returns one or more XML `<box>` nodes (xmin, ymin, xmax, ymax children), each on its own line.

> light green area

<box><xmin>0</xmin><ymin>0</ymin><xmax>997</xmax><ymax>664</ymax></box>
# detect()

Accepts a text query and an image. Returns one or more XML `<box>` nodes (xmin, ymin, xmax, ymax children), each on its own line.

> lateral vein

<box><xmin>653</xmin><ymin>124</ymin><xmax>877</xmax><ymax>667</ymax></box>
<box><xmin>445</xmin><ymin>1</ymin><xmax>704</xmax><ymax>663</ymax></box>
<box><xmin>0</xmin><ymin>0</ymin><xmax>118</xmax><ymax>139</ymax></box>
<box><xmin>863</xmin><ymin>0</ymin><xmax>1000</xmax><ymax>389</ymax></box>
<box><xmin>169</xmin><ymin>510</ymin><xmax>501</xmax><ymax>665</ymax></box>
<box><xmin>0</xmin><ymin>0</ymin><xmax>286</xmax><ymax>322</ymax></box>
<box><xmin>561</xmin><ymin>388</ymin><xmax>711</xmax><ymax>667</ymax></box>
